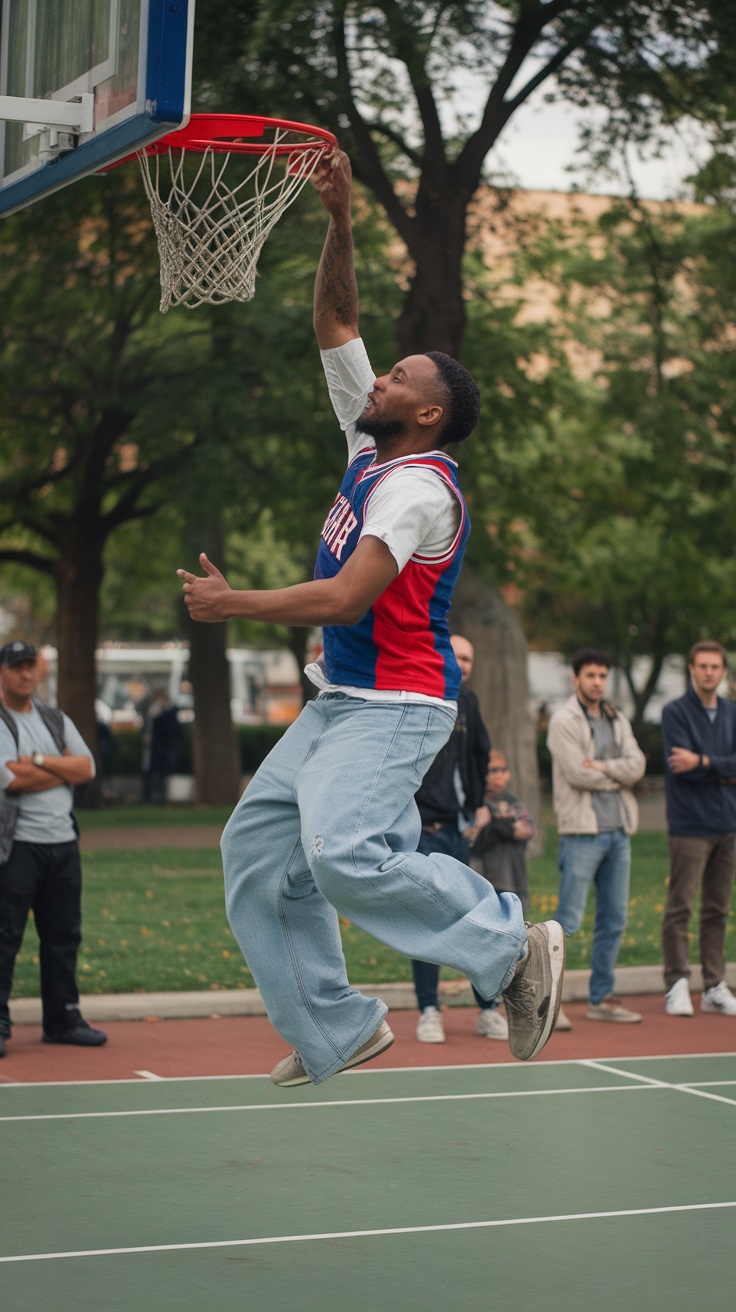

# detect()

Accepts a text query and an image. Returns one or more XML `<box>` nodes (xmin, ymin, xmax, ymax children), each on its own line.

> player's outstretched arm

<box><xmin>177</xmin><ymin>536</ymin><xmax>398</xmax><ymax>628</ymax></box>
<box><xmin>311</xmin><ymin>149</ymin><xmax>360</xmax><ymax>349</ymax></box>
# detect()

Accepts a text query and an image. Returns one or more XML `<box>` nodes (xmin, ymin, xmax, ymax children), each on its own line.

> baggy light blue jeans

<box><xmin>221</xmin><ymin>694</ymin><xmax>526</xmax><ymax>1083</ymax></box>
<box><xmin>554</xmin><ymin>830</ymin><xmax>631</xmax><ymax>1005</ymax></box>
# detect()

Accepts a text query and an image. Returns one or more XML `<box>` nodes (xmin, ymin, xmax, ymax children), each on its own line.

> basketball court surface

<box><xmin>3</xmin><ymin>1006</ymin><xmax>736</xmax><ymax>1311</ymax></box>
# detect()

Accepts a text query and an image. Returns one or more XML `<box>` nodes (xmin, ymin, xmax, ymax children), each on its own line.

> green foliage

<box><xmin>469</xmin><ymin>194</ymin><xmax>736</xmax><ymax>724</ymax></box>
<box><xmin>105</xmin><ymin>723</ymin><xmax>286</xmax><ymax>776</ymax></box>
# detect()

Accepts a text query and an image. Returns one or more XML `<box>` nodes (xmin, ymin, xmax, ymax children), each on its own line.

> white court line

<box><xmin>134</xmin><ymin>1071</ymin><xmax>164</xmax><ymax>1081</ymax></box>
<box><xmin>0</xmin><ymin>1082</ymin><xmax>658</xmax><ymax>1122</ymax></box>
<box><xmin>1</xmin><ymin>1050</ymin><xmax>734</xmax><ymax>1089</ymax></box>
<box><xmin>581</xmin><ymin>1059</ymin><xmax>736</xmax><ymax>1108</ymax></box>
<box><xmin>2</xmin><ymin>1200</ymin><xmax>735</xmax><ymax>1265</ymax></box>
<box><xmin>686</xmin><ymin>1080</ymin><xmax>736</xmax><ymax>1088</ymax></box>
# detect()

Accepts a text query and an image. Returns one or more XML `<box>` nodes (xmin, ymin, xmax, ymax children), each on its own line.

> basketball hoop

<box><xmin>134</xmin><ymin>115</ymin><xmax>338</xmax><ymax>312</ymax></box>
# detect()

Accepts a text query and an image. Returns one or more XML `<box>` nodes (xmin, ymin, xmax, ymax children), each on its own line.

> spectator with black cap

<box><xmin>0</xmin><ymin>639</ymin><xmax>106</xmax><ymax>1058</ymax></box>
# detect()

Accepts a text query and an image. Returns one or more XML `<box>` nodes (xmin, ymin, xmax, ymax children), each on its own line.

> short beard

<box><xmin>355</xmin><ymin>414</ymin><xmax>406</xmax><ymax>442</ymax></box>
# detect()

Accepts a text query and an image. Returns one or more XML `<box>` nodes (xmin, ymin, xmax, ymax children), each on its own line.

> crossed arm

<box><xmin>662</xmin><ymin>704</ymin><xmax>736</xmax><ymax>779</ymax></box>
<box><xmin>6</xmin><ymin>751</ymin><xmax>93</xmax><ymax>793</ymax></box>
<box><xmin>548</xmin><ymin>717</ymin><xmax>645</xmax><ymax>790</ymax></box>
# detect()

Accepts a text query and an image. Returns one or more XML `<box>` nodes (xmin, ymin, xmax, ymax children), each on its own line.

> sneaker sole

<box><xmin>524</xmin><ymin>921</ymin><xmax>566</xmax><ymax>1061</ymax></box>
<box><xmin>700</xmin><ymin>1005</ymin><xmax>736</xmax><ymax>1016</ymax></box>
<box><xmin>272</xmin><ymin>1024</ymin><xmax>395</xmax><ymax>1088</ymax></box>
<box><xmin>271</xmin><ymin>1067</ymin><xmax>311</xmax><ymax>1088</ymax></box>
<box><xmin>340</xmin><ymin>1025</ymin><xmax>395</xmax><ymax>1072</ymax></box>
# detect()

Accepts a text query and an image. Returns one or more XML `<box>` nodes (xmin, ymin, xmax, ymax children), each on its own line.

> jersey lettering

<box><xmin>321</xmin><ymin>494</ymin><xmax>358</xmax><ymax>560</ymax></box>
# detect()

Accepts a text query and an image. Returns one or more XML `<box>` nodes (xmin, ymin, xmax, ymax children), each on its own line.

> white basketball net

<box><xmin>138</xmin><ymin>131</ymin><xmax>330</xmax><ymax>312</ymax></box>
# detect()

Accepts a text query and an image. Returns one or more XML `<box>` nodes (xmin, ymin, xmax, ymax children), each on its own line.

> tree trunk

<box><xmin>395</xmin><ymin>202</ymin><xmax>468</xmax><ymax>358</ymax></box>
<box><xmin>181</xmin><ymin>520</ymin><xmax>241</xmax><ymax>806</ymax></box>
<box><xmin>623</xmin><ymin>650</ymin><xmax>666</xmax><ymax>742</ymax></box>
<box><xmin>54</xmin><ymin>539</ymin><xmax>103</xmax><ymax>806</ymax></box>
<box><xmin>451</xmin><ymin>566</ymin><xmax>543</xmax><ymax>856</ymax></box>
<box><xmin>187</xmin><ymin>617</ymin><xmax>242</xmax><ymax>805</ymax></box>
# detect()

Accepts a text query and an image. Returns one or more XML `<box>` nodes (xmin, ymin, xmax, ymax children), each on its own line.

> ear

<box><xmin>416</xmin><ymin>403</ymin><xmax>443</xmax><ymax>429</ymax></box>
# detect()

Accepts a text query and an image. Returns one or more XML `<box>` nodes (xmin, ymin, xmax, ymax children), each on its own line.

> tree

<box><xmin>0</xmin><ymin>171</ymin><xmax>209</xmax><ymax>759</ymax></box>
<box><xmin>198</xmin><ymin>1</ymin><xmax>736</xmax><ymax>354</ymax></box>
<box><xmin>506</xmin><ymin>193</ymin><xmax>736</xmax><ymax>733</ymax></box>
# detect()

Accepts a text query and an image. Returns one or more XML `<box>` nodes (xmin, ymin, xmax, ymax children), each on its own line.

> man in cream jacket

<box><xmin>548</xmin><ymin>648</ymin><xmax>646</xmax><ymax>1028</ymax></box>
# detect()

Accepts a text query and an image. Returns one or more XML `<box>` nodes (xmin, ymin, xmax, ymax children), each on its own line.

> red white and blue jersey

<box><xmin>315</xmin><ymin>448</ymin><xmax>470</xmax><ymax>700</ymax></box>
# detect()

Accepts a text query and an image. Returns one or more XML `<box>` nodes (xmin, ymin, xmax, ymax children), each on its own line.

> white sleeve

<box><xmin>360</xmin><ymin>467</ymin><xmax>461</xmax><ymax>572</ymax></box>
<box><xmin>320</xmin><ymin>338</ymin><xmax>376</xmax><ymax>465</ymax></box>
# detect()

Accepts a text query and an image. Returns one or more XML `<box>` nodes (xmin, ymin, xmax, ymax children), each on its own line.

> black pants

<box><xmin>0</xmin><ymin>840</ymin><xmax>82</xmax><ymax>1036</ymax></box>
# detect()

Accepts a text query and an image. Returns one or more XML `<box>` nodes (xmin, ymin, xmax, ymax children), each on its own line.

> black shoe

<box><xmin>0</xmin><ymin>1033</ymin><xmax>6</xmax><ymax>1057</ymax></box>
<box><xmin>42</xmin><ymin>1016</ymin><xmax>107</xmax><ymax>1047</ymax></box>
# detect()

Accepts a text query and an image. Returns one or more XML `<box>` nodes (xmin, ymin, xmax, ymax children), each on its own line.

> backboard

<box><xmin>0</xmin><ymin>0</ymin><xmax>194</xmax><ymax>216</ymax></box>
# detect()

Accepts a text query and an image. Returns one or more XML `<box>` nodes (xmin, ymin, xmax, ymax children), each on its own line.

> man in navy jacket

<box><xmin>661</xmin><ymin>640</ymin><xmax>736</xmax><ymax>1018</ymax></box>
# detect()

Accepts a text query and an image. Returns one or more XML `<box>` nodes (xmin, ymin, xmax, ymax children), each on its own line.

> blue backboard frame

<box><xmin>0</xmin><ymin>0</ymin><xmax>194</xmax><ymax>216</ymax></box>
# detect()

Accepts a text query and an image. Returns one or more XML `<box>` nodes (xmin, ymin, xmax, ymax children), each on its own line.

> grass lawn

<box><xmin>75</xmin><ymin>804</ymin><xmax>233</xmax><ymax>830</ymax></box>
<box><xmin>11</xmin><ymin>828</ymin><xmax>736</xmax><ymax>997</ymax></box>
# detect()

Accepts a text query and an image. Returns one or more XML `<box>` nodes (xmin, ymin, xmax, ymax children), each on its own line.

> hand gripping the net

<box><xmin>136</xmin><ymin>115</ymin><xmax>338</xmax><ymax>312</ymax></box>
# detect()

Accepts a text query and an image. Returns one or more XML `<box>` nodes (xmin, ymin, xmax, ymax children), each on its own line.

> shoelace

<box><xmin>503</xmin><ymin>975</ymin><xmax>537</xmax><ymax>1020</ymax></box>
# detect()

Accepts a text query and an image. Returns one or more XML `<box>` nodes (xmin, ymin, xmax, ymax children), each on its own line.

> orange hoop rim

<box><xmin>144</xmin><ymin>114</ymin><xmax>338</xmax><ymax>157</ymax></box>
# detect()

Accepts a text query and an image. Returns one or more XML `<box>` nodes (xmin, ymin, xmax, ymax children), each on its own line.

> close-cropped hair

<box><xmin>425</xmin><ymin>351</ymin><xmax>481</xmax><ymax>446</ymax></box>
<box><xmin>571</xmin><ymin>647</ymin><xmax>611</xmax><ymax>676</ymax></box>
<box><xmin>689</xmin><ymin>639</ymin><xmax>728</xmax><ymax>667</ymax></box>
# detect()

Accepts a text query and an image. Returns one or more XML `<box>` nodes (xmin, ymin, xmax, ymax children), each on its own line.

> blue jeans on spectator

<box><xmin>221</xmin><ymin>694</ymin><xmax>526</xmax><ymax>1084</ymax></box>
<box><xmin>554</xmin><ymin>830</ymin><xmax>631</xmax><ymax>1006</ymax></box>
<box><xmin>411</xmin><ymin>823</ymin><xmax>502</xmax><ymax>1012</ymax></box>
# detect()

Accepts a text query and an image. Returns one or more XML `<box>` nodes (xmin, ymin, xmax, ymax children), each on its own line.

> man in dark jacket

<box><xmin>411</xmin><ymin>635</ymin><xmax>502</xmax><ymax>1042</ymax></box>
<box><xmin>661</xmin><ymin>640</ymin><xmax>736</xmax><ymax>1018</ymax></box>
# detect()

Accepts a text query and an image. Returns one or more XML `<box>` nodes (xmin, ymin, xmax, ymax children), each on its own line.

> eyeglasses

<box><xmin>487</xmin><ymin>766</ymin><xmax>508</xmax><ymax>773</ymax></box>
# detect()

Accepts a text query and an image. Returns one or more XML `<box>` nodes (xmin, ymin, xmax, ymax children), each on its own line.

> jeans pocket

<box><xmin>413</xmin><ymin>706</ymin><xmax>456</xmax><ymax>778</ymax></box>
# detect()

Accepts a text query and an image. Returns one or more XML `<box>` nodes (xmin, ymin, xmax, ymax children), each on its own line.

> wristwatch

<box><xmin>32</xmin><ymin>752</ymin><xmax>45</xmax><ymax>768</ymax></box>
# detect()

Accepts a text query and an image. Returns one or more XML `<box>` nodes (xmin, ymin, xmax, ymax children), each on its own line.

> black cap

<box><xmin>0</xmin><ymin>639</ymin><xmax>38</xmax><ymax>667</ymax></box>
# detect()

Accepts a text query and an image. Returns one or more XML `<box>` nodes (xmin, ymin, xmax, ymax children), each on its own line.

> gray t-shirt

<box><xmin>0</xmin><ymin>705</ymin><xmax>95</xmax><ymax>844</ymax></box>
<box><xmin>586</xmin><ymin>710</ymin><xmax>624</xmax><ymax>833</ymax></box>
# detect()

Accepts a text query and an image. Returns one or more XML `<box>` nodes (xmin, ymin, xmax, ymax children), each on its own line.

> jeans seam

<box><xmin>275</xmin><ymin>844</ymin><xmax>346</xmax><ymax>1074</ymax></box>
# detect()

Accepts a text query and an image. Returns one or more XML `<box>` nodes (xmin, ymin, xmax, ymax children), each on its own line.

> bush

<box><xmin>108</xmin><ymin>723</ymin><xmax>288</xmax><ymax>776</ymax></box>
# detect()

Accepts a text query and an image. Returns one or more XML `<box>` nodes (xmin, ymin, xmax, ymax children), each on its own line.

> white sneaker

<box><xmin>416</xmin><ymin>1006</ymin><xmax>445</xmax><ymax>1043</ymax></box>
<box><xmin>665</xmin><ymin>977</ymin><xmax>694</xmax><ymax>1017</ymax></box>
<box><xmin>701</xmin><ymin>981</ymin><xmax>736</xmax><ymax>1016</ymax></box>
<box><xmin>476</xmin><ymin>1008</ymin><xmax>509</xmax><ymax>1040</ymax></box>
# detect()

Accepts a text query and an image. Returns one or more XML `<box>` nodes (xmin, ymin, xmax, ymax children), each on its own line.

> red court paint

<box><xmin>1</xmin><ymin>994</ymin><xmax>734</xmax><ymax>1084</ymax></box>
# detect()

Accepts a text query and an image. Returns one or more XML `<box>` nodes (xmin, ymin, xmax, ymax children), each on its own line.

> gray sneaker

<box><xmin>270</xmin><ymin>1019</ymin><xmax>395</xmax><ymax>1087</ymax></box>
<box><xmin>586</xmin><ymin>997</ymin><xmax>642</xmax><ymax>1023</ymax></box>
<box><xmin>502</xmin><ymin>921</ymin><xmax>566</xmax><ymax>1061</ymax></box>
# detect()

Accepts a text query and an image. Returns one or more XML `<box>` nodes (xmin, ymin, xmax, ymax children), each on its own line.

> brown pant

<box><xmin>662</xmin><ymin>833</ymin><xmax>736</xmax><ymax>991</ymax></box>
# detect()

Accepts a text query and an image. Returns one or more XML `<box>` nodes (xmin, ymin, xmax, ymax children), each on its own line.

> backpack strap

<box><xmin>0</xmin><ymin>698</ymin><xmax>67</xmax><ymax>755</ymax></box>
<box><xmin>0</xmin><ymin>701</ymin><xmax>19</xmax><ymax>749</ymax></box>
<box><xmin>32</xmin><ymin>699</ymin><xmax>67</xmax><ymax>754</ymax></box>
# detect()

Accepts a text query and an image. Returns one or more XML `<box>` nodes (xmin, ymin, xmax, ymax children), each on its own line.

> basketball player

<box><xmin>177</xmin><ymin>150</ymin><xmax>564</xmax><ymax>1086</ymax></box>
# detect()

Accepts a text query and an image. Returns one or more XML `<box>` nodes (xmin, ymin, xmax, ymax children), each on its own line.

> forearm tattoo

<box><xmin>316</xmin><ymin>223</ymin><xmax>358</xmax><ymax>327</ymax></box>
